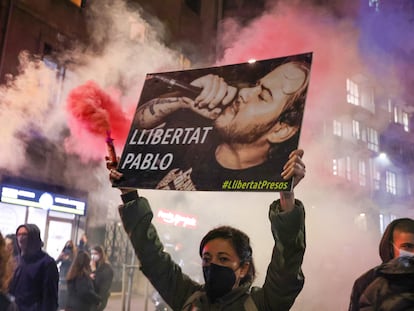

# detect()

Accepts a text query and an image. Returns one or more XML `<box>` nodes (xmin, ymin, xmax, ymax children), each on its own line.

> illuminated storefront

<box><xmin>0</xmin><ymin>178</ymin><xmax>87</xmax><ymax>260</ymax></box>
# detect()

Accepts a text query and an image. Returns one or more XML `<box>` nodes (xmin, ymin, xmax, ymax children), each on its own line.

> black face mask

<box><xmin>203</xmin><ymin>263</ymin><xmax>236</xmax><ymax>302</ymax></box>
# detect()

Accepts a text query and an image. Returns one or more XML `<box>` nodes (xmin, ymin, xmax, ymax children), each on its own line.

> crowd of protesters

<box><xmin>0</xmin><ymin>229</ymin><xmax>113</xmax><ymax>311</ymax></box>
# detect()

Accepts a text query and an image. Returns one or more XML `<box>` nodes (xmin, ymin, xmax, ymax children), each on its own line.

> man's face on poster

<box><xmin>214</xmin><ymin>62</ymin><xmax>307</xmax><ymax>144</ymax></box>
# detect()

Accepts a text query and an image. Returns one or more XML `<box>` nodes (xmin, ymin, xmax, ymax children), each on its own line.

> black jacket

<box><xmin>359</xmin><ymin>256</ymin><xmax>414</xmax><ymax>310</ymax></box>
<box><xmin>9</xmin><ymin>224</ymin><xmax>59</xmax><ymax>311</ymax></box>
<box><xmin>92</xmin><ymin>262</ymin><xmax>113</xmax><ymax>311</ymax></box>
<box><xmin>66</xmin><ymin>275</ymin><xmax>101</xmax><ymax>311</ymax></box>
<box><xmin>348</xmin><ymin>218</ymin><xmax>413</xmax><ymax>311</ymax></box>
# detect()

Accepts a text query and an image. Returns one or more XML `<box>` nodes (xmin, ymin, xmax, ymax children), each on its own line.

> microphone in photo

<box><xmin>147</xmin><ymin>74</ymin><xmax>201</xmax><ymax>100</ymax></box>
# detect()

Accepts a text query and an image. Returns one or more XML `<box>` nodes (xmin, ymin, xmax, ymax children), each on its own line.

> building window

<box><xmin>347</xmin><ymin>79</ymin><xmax>359</xmax><ymax>106</ymax></box>
<box><xmin>333</xmin><ymin>158</ymin><xmax>345</xmax><ymax>178</ymax></box>
<box><xmin>42</xmin><ymin>45</ymin><xmax>66</xmax><ymax>107</ymax></box>
<box><xmin>389</xmin><ymin>99</ymin><xmax>410</xmax><ymax>132</ymax></box>
<box><xmin>367</xmin><ymin>127</ymin><xmax>379</xmax><ymax>152</ymax></box>
<box><xmin>346</xmin><ymin>156</ymin><xmax>352</xmax><ymax>181</ymax></box>
<box><xmin>402</xmin><ymin>111</ymin><xmax>409</xmax><ymax>132</ymax></box>
<box><xmin>361</xmin><ymin>126</ymin><xmax>367</xmax><ymax>142</ymax></box>
<box><xmin>333</xmin><ymin>159</ymin><xmax>338</xmax><ymax>176</ymax></box>
<box><xmin>352</xmin><ymin>120</ymin><xmax>361</xmax><ymax>140</ymax></box>
<box><xmin>359</xmin><ymin>159</ymin><xmax>366</xmax><ymax>186</ymax></box>
<box><xmin>333</xmin><ymin>157</ymin><xmax>352</xmax><ymax>180</ymax></box>
<box><xmin>385</xmin><ymin>171</ymin><xmax>396</xmax><ymax>195</ymax></box>
<box><xmin>355</xmin><ymin>213</ymin><xmax>367</xmax><ymax>231</ymax></box>
<box><xmin>369</xmin><ymin>0</ymin><xmax>380</xmax><ymax>12</ymax></box>
<box><xmin>360</xmin><ymin>85</ymin><xmax>375</xmax><ymax>113</ymax></box>
<box><xmin>394</xmin><ymin>106</ymin><xmax>399</xmax><ymax>123</ymax></box>
<box><xmin>379</xmin><ymin>214</ymin><xmax>384</xmax><ymax>234</ymax></box>
<box><xmin>370</xmin><ymin>159</ymin><xmax>381</xmax><ymax>190</ymax></box>
<box><xmin>333</xmin><ymin>120</ymin><xmax>342</xmax><ymax>137</ymax></box>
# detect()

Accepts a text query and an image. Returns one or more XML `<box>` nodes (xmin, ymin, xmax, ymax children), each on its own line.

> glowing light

<box><xmin>248</xmin><ymin>59</ymin><xmax>256</xmax><ymax>64</ymax></box>
<box><xmin>379</xmin><ymin>152</ymin><xmax>387</xmax><ymax>160</ymax></box>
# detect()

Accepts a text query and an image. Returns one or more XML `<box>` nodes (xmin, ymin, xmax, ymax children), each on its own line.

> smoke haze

<box><xmin>1</xmin><ymin>0</ymin><xmax>413</xmax><ymax>310</ymax></box>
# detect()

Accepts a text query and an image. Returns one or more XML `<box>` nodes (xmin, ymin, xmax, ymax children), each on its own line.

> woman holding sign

<box><xmin>107</xmin><ymin>148</ymin><xmax>306</xmax><ymax>311</ymax></box>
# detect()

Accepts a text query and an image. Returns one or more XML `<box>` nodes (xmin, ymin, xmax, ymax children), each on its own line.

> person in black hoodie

<box><xmin>9</xmin><ymin>224</ymin><xmax>59</xmax><ymax>311</ymax></box>
<box><xmin>348</xmin><ymin>218</ymin><xmax>414</xmax><ymax>310</ymax></box>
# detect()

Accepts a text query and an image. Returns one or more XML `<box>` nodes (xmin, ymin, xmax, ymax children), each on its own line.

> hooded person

<box><xmin>348</xmin><ymin>218</ymin><xmax>414</xmax><ymax>311</ymax></box>
<box><xmin>9</xmin><ymin>224</ymin><xmax>59</xmax><ymax>311</ymax></box>
<box><xmin>358</xmin><ymin>256</ymin><xmax>414</xmax><ymax>310</ymax></box>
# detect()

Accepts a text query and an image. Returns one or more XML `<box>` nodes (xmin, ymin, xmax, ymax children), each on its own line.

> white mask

<box><xmin>91</xmin><ymin>254</ymin><xmax>100</xmax><ymax>262</ymax></box>
<box><xmin>398</xmin><ymin>249</ymin><xmax>414</xmax><ymax>258</ymax></box>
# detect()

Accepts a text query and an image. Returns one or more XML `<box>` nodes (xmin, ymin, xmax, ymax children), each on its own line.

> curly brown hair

<box><xmin>0</xmin><ymin>232</ymin><xmax>13</xmax><ymax>293</ymax></box>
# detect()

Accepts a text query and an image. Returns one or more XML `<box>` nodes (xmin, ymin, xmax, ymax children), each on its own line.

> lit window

<box><xmin>360</xmin><ymin>85</ymin><xmax>375</xmax><ymax>113</ymax></box>
<box><xmin>346</xmin><ymin>156</ymin><xmax>352</xmax><ymax>181</ymax></box>
<box><xmin>367</xmin><ymin>128</ymin><xmax>379</xmax><ymax>152</ymax></box>
<box><xmin>394</xmin><ymin>106</ymin><xmax>399</xmax><ymax>123</ymax></box>
<box><xmin>369</xmin><ymin>0</ymin><xmax>380</xmax><ymax>12</ymax></box>
<box><xmin>42</xmin><ymin>56</ymin><xmax>65</xmax><ymax>107</ymax></box>
<box><xmin>379</xmin><ymin>214</ymin><xmax>384</xmax><ymax>234</ymax></box>
<box><xmin>371</xmin><ymin>160</ymin><xmax>381</xmax><ymax>190</ymax></box>
<box><xmin>352</xmin><ymin>120</ymin><xmax>361</xmax><ymax>140</ymax></box>
<box><xmin>359</xmin><ymin>160</ymin><xmax>366</xmax><ymax>186</ymax></box>
<box><xmin>361</xmin><ymin>127</ymin><xmax>367</xmax><ymax>142</ymax></box>
<box><xmin>333</xmin><ymin>158</ymin><xmax>347</xmax><ymax>178</ymax></box>
<box><xmin>390</xmin><ymin>100</ymin><xmax>410</xmax><ymax>131</ymax></box>
<box><xmin>347</xmin><ymin>79</ymin><xmax>359</xmax><ymax>106</ymax></box>
<box><xmin>385</xmin><ymin>171</ymin><xmax>396</xmax><ymax>195</ymax></box>
<box><xmin>354</xmin><ymin>213</ymin><xmax>367</xmax><ymax>231</ymax></box>
<box><xmin>333</xmin><ymin>120</ymin><xmax>342</xmax><ymax>136</ymax></box>
<box><xmin>332</xmin><ymin>159</ymin><xmax>338</xmax><ymax>176</ymax></box>
<box><xmin>402</xmin><ymin>111</ymin><xmax>409</xmax><ymax>132</ymax></box>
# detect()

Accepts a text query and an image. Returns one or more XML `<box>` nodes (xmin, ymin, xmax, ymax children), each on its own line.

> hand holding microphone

<box><xmin>190</xmin><ymin>74</ymin><xmax>237</xmax><ymax>111</ymax></box>
<box><xmin>150</xmin><ymin>74</ymin><xmax>237</xmax><ymax>120</ymax></box>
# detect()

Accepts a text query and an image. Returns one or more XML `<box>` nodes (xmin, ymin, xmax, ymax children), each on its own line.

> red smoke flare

<box><xmin>65</xmin><ymin>80</ymin><xmax>131</xmax><ymax>162</ymax></box>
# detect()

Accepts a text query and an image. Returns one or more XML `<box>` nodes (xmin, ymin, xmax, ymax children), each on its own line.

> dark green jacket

<box><xmin>119</xmin><ymin>191</ymin><xmax>305</xmax><ymax>311</ymax></box>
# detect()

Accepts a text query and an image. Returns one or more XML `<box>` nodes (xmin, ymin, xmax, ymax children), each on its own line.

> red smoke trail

<box><xmin>65</xmin><ymin>80</ymin><xmax>131</xmax><ymax>163</ymax></box>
